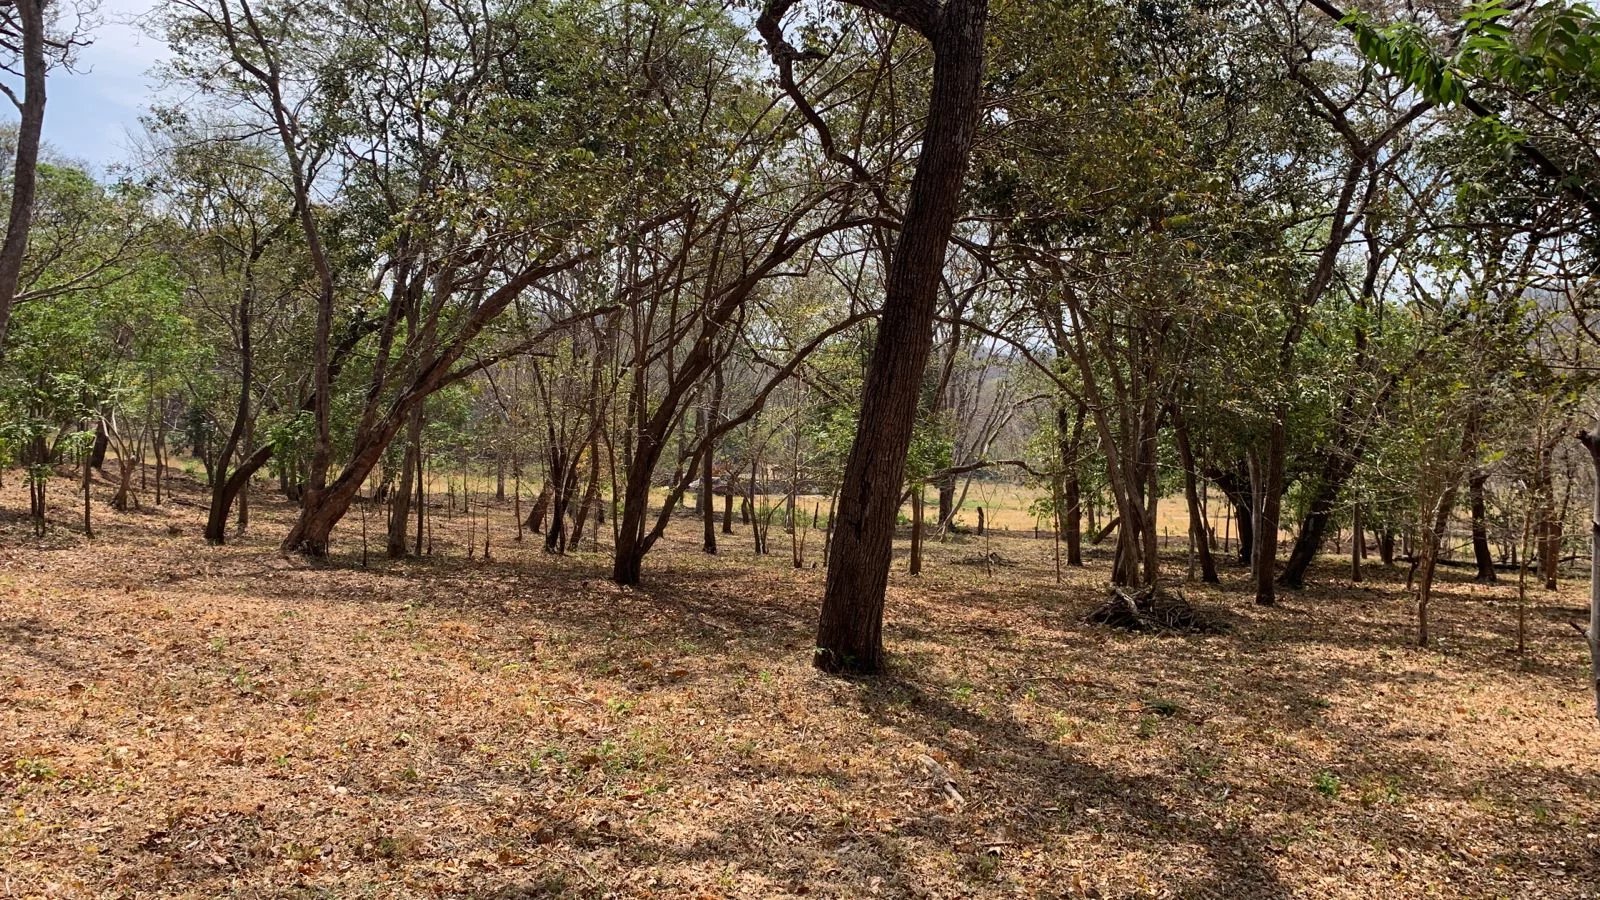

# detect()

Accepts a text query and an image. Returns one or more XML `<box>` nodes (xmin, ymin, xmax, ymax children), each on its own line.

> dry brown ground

<box><xmin>1</xmin><ymin>471</ymin><xmax>1597</xmax><ymax>899</ymax></box>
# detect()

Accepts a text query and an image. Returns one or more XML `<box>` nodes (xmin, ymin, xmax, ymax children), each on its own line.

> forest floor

<box><xmin>1</xmin><ymin>470</ymin><xmax>1597</xmax><ymax>899</ymax></box>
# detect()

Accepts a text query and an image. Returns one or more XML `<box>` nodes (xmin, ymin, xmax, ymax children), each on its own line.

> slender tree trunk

<box><xmin>81</xmin><ymin>443</ymin><xmax>92</xmax><ymax>539</ymax></box>
<box><xmin>1576</xmin><ymin>430</ymin><xmax>1600</xmax><ymax>721</ymax></box>
<box><xmin>1350</xmin><ymin>503</ymin><xmax>1363</xmax><ymax>583</ymax></box>
<box><xmin>1252</xmin><ymin>422</ymin><xmax>1285</xmax><ymax>605</ymax></box>
<box><xmin>388</xmin><ymin>408</ymin><xmax>422</xmax><ymax>558</ymax></box>
<box><xmin>814</xmin><ymin>0</ymin><xmax>989</xmax><ymax>674</ymax></box>
<box><xmin>702</xmin><ymin>367</ymin><xmax>722</xmax><ymax>554</ymax></box>
<box><xmin>1172</xmin><ymin>406</ymin><xmax>1218</xmax><ymax>583</ymax></box>
<box><xmin>0</xmin><ymin>0</ymin><xmax>48</xmax><ymax>363</ymax></box>
<box><xmin>1416</xmin><ymin>482</ymin><xmax>1460</xmax><ymax>648</ymax></box>
<box><xmin>909</xmin><ymin>486</ymin><xmax>924</xmax><ymax>576</ymax></box>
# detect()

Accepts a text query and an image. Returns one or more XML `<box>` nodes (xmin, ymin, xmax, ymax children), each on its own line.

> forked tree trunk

<box><xmin>1172</xmin><ymin>406</ymin><xmax>1218</xmax><ymax>583</ymax></box>
<box><xmin>811</xmin><ymin>0</ymin><xmax>989</xmax><ymax>675</ymax></box>
<box><xmin>388</xmin><ymin>409</ymin><xmax>422</xmax><ymax>557</ymax></box>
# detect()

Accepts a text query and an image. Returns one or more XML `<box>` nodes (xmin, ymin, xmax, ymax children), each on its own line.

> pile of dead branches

<box><xmin>1086</xmin><ymin>585</ymin><xmax>1226</xmax><ymax>635</ymax></box>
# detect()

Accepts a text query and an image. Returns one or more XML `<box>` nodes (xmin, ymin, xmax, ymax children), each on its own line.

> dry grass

<box><xmin>1</xmin><ymin>470</ymin><xmax>1596</xmax><ymax>898</ymax></box>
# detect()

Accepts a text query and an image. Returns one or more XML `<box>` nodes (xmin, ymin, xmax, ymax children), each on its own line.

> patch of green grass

<box><xmin>1142</xmin><ymin>697</ymin><xmax>1182</xmax><ymax>717</ymax></box>
<box><xmin>1313</xmin><ymin>771</ymin><xmax>1342</xmax><ymax>798</ymax></box>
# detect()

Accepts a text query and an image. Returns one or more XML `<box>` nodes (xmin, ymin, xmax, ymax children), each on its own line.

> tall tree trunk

<box><xmin>701</xmin><ymin>367</ymin><xmax>722</xmax><ymax>554</ymax></box>
<box><xmin>1172</xmin><ymin>406</ymin><xmax>1218</xmax><ymax>583</ymax></box>
<box><xmin>572</xmin><ymin>436</ymin><xmax>602</xmax><ymax>549</ymax></box>
<box><xmin>812</xmin><ymin>0</ymin><xmax>990</xmax><ymax>675</ymax></box>
<box><xmin>526</xmin><ymin>483</ymin><xmax>550</xmax><ymax>534</ymax></box>
<box><xmin>1415</xmin><ymin>488</ymin><xmax>1456</xmax><ymax>647</ymax></box>
<box><xmin>1470</xmin><ymin>470</ymin><xmax>1496</xmax><ymax>583</ymax></box>
<box><xmin>1574</xmin><ymin>428</ymin><xmax>1600</xmax><ymax>722</ymax></box>
<box><xmin>1062</xmin><ymin>473</ymin><xmax>1083</xmax><ymax>567</ymax></box>
<box><xmin>908</xmin><ymin>486</ymin><xmax>923</xmax><ymax>576</ymax></box>
<box><xmin>1350</xmin><ymin>503</ymin><xmax>1363</xmax><ymax>583</ymax></box>
<box><xmin>1252</xmin><ymin>422</ymin><xmax>1285</xmax><ymax>605</ymax></box>
<box><xmin>388</xmin><ymin>407</ymin><xmax>422</xmax><ymax>557</ymax></box>
<box><xmin>0</xmin><ymin>0</ymin><xmax>47</xmax><ymax>363</ymax></box>
<box><xmin>1057</xmin><ymin>401</ymin><xmax>1085</xmax><ymax>567</ymax></box>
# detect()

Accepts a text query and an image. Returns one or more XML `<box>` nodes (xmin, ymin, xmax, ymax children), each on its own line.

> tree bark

<box><xmin>1469</xmin><ymin>470</ymin><xmax>1497</xmax><ymax>583</ymax></box>
<box><xmin>1252</xmin><ymin>423</ymin><xmax>1285</xmax><ymax>606</ymax></box>
<box><xmin>1574</xmin><ymin>428</ymin><xmax>1600</xmax><ymax>722</ymax></box>
<box><xmin>0</xmin><ymin>0</ymin><xmax>48</xmax><ymax>363</ymax></box>
<box><xmin>908</xmin><ymin>486</ymin><xmax>923</xmax><ymax>576</ymax></box>
<box><xmin>798</xmin><ymin>0</ymin><xmax>990</xmax><ymax>674</ymax></box>
<box><xmin>1172</xmin><ymin>405</ymin><xmax>1218</xmax><ymax>583</ymax></box>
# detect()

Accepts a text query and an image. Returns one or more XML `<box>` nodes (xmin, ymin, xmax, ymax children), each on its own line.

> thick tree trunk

<box><xmin>1469</xmin><ymin>471</ymin><xmax>1496</xmax><ymax>583</ymax></box>
<box><xmin>526</xmin><ymin>483</ymin><xmax>550</xmax><ymax>534</ymax></box>
<box><xmin>89</xmin><ymin>424</ymin><xmax>109</xmax><ymax>471</ymax></box>
<box><xmin>1279</xmin><ymin>455</ymin><xmax>1357</xmax><ymax>588</ymax></box>
<box><xmin>814</xmin><ymin>0</ymin><xmax>989</xmax><ymax>675</ymax></box>
<box><xmin>1062</xmin><ymin>474</ymin><xmax>1083</xmax><ymax>567</ymax></box>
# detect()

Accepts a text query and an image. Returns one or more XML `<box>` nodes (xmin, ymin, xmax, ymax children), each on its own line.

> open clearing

<box><xmin>2</xmin><ymin>474</ymin><xmax>1597</xmax><ymax>899</ymax></box>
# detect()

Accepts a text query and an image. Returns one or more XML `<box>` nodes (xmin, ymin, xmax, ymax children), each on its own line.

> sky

<box><xmin>3</xmin><ymin>0</ymin><xmax>171</xmax><ymax>174</ymax></box>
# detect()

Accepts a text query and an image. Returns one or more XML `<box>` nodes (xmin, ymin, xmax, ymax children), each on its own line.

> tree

<box><xmin>758</xmin><ymin>0</ymin><xmax>991</xmax><ymax>675</ymax></box>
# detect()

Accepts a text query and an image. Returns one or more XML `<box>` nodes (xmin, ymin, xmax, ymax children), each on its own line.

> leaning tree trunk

<box><xmin>1575</xmin><ymin>429</ymin><xmax>1600</xmax><ymax>722</ymax></box>
<box><xmin>809</xmin><ymin>0</ymin><xmax>990</xmax><ymax>675</ymax></box>
<box><xmin>1279</xmin><ymin>454</ymin><xmax>1358</xmax><ymax>588</ymax></box>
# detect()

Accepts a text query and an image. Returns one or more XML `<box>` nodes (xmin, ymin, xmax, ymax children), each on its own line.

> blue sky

<box><xmin>4</xmin><ymin>0</ymin><xmax>169</xmax><ymax>174</ymax></box>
